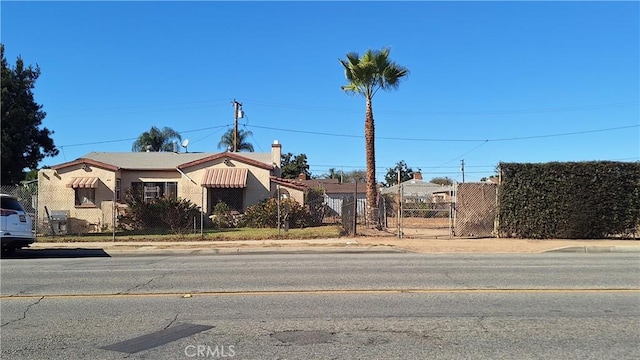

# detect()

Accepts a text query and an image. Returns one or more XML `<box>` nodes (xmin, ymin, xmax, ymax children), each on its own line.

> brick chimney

<box><xmin>298</xmin><ymin>173</ymin><xmax>307</xmax><ymax>180</ymax></box>
<box><xmin>271</xmin><ymin>140</ymin><xmax>282</xmax><ymax>177</ymax></box>
<box><xmin>413</xmin><ymin>172</ymin><xmax>423</xmax><ymax>180</ymax></box>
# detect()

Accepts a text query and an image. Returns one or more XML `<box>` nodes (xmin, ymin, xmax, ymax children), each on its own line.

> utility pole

<box><xmin>232</xmin><ymin>99</ymin><xmax>243</xmax><ymax>152</ymax></box>
<box><xmin>461</xmin><ymin>159</ymin><xmax>465</xmax><ymax>183</ymax></box>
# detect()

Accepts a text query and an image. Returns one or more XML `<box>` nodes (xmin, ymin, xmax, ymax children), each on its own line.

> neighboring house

<box><xmin>380</xmin><ymin>172</ymin><xmax>454</xmax><ymax>203</ymax></box>
<box><xmin>37</xmin><ymin>141</ymin><xmax>305</xmax><ymax>232</ymax></box>
<box><xmin>297</xmin><ymin>174</ymin><xmax>366</xmax><ymax>217</ymax></box>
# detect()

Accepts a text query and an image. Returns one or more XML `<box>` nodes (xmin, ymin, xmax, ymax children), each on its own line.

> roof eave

<box><xmin>178</xmin><ymin>152</ymin><xmax>273</xmax><ymax>171</ymax></box>
<box><xmin>270</xmin><ymin>176</ymin><xmax>308</xmax><ymax>191</ymax></box>
<box><xmin>51</xmin><ymin>158</ymin><xmax>119</xmax><ymax>172</ymax></box>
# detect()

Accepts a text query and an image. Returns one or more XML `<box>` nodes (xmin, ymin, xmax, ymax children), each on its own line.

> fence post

<box><xmin>277</xmin><ymin>186</ymin><xmax>281</xmax><ymax>237</ymax></box>
<box><xmin>449</xmin><ymin>181</ymin><xmax>457</xmax><ymax>239</ymax></box>
<box><xmin>112</xmin><ymin>174</ymin><xmax>116</xmax><ymax>241</ymax></box>
<box><xmin>353</xmin><ymin>181</ymin><xmax>357</xmax><ymax>236</ymax></box>
<box><xmin>399</xmin><ymin>183</ymin><xmax>404</xmax><ymax>239</ymax></box>
<box><xmin>494</xmin><ymin>164</ymin><xmax>502</xmax><ymax>238</ymax></box>
<box><xmin>397</xmin><ymin>170</ymin><xmax>401</xmax><ymax>238</ymax></box>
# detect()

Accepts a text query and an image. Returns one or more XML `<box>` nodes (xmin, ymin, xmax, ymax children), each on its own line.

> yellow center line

<box><xmin>2</xmin><ymin>288</ymin><xmax>639</xmax><ymax>300</ymax></box>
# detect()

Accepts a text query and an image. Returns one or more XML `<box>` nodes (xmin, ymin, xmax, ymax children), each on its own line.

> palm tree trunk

<box><xmin>364</xmin><ymin>96</ymin><xmax>378</xmax><ymax>227</ymax></box>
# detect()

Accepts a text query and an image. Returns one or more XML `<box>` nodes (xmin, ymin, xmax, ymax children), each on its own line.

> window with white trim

<box><xmin>131</xmin><ymin>181</ymin><xmax>178</xmax><ymax>202</ymax></box>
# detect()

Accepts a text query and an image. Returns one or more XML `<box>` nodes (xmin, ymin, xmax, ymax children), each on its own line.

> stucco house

<box><xmin>380</xmin><ymin>172</ymin><xmax>454</xmax><ymax>203</ymax></box>
<box><xmin>37</xmin><ymin>141</ymin><xmax>305</xmax><ymax>233</ymax></box>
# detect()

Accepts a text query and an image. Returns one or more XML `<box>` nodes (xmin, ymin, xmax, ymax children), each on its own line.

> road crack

<box><xmin>164</xmin><ymin>313</ymin><xmax>179</xmax><ymax>329</ymax></box>
<box><xmin>1</xmin><ymin>296</ymin><xmax>44</xmax><ymax>327</ymax></box>
<box><xmin>119</xmin><ymin>274</ymin><xmax>167</xmax><ymax>294</ymax></box>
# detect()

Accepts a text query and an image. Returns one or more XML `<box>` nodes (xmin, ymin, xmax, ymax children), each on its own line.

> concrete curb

<box><xmin>105</xmin><ymin>246</ymin><xmax>409</xmax><ymax>257</ymax></box>
<box><xmin>544</xmin><ymin>246</ymin><xmax>640</xmax><ymax>253</ymax></box>
<box><xmin>21</xmin><ymin>241</ymin><xmax>410</xmax><ymax>257</ymax></box>
<box><xmin>19</xmin><ymin>240</ymin><xmax>640</xmax><ymax>256</ymax></box>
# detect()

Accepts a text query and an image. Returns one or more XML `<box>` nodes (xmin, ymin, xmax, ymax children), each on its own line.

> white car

<box><xmin>1</xmin><ymin>194</ymin><xmax>36</xmax><ymax>254</ymax></box>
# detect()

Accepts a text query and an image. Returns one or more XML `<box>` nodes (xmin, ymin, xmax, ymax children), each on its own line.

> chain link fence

<box><xmin>381</xmin><ymin>183</ymin><xmax>455</xmax><ymax>239</ymax></box>
<box><xmin>5</xmin><ymin>178</ymin><xmax>501</xmax><ymax>239</ymax></box>
<box><xmin>455</xmin><ymin>182</ymin><xmax>498</xmax><ymax>238</ymax></box>
<box><xmin>340</xmin><ymin>195</ymin><xmax>368</xmax><ymax>235</ymax></box>
<box><xmin>300</xmin><ymin>182</ymin><xmax>370</xmax><ymax>234</ymax></box>
<box><xmin>377</xmin><ymin>181</ymin><xmax>500</xmax><ymax>239</ymax></box>
<box><xmin>1</xmin><ymin>183</ymin><xmax>38</xmax><ymax>232</ymax></box>
<box><xmin>17</xmin><ymin>174</ymin><xmax>501</xmax><ymax>239</ymax></box>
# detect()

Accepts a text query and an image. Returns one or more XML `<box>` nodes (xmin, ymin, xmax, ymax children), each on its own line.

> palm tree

<box><xmin>132</xmin><ymin>126</ymin><xmax>182</xmax><ymax>152</ymax></box>
<box><xmin>340</xmin><ymin>48</ymin><xmax>408</xmax><ymax>227</ymax></box>
<box><xmin>217</xmin><ymin>128</ymin><xmax>254</xmax><ymax>152</ymax></box>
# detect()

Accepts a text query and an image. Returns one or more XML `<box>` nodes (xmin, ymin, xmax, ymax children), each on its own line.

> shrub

<box><xmin>498</xmin><ymin>161</ymin><xmax>640</xmax><ymax>239</ymax></box>
<box><xmin>240</xmin><ymin>198</ymin><xmax>312</xmax><ymax>228</ymax></box>
<box><xmin>211</xmin><ymin>201</ymin><xmax>236</xmax><ymax>229</ymax></box>
<box><xmin>117</xmin><ymin>187</ymin><xmax>200</xmax><ymax>234</ymax></box>
<box><xmin>155</xmin><ymin>197</ymin><xmax>201</xmax><ymax>234</ymax></box>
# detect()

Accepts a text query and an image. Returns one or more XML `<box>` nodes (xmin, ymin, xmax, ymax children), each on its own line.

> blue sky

<box><xmin>2</xmin><ymin>1</ymin><xmax>638</xmax><ymax>182</ymax></box>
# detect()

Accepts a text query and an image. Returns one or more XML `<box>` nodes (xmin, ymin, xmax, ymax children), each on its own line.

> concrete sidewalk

<box><xmin>28</xmin><ymin>236</ymin><xmax>640</xmax><ymax>255</ymax></box>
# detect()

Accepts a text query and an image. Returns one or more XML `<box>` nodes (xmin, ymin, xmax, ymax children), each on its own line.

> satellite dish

<box><xmin>181</xmin><ymin>139</ymin><xmax>190</xmax><ymax>153</ymax></box>
<box><xmin>145</xmin><ymin>145</ymin><xmax>153</xmax><ymax>152</ymax></box>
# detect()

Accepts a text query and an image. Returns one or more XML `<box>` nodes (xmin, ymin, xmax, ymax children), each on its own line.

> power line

<box><xmin>490</xmin><ymin>125</ymin><xmax>639</xmax><ymax>141</ymax></box>
<box><xmin>243</xmin><ymin>99</ymin><xmax>639</xmax><ymax>116</ymax></box>
<box><xmin>45</xmin><ymin>97</ymin><xmax>638</xmax><ymax>116</ymax></box>
<box><xmin>59</xmin><ymin>124</ymin><xmax>231</xmax><ymax>148</ymax></box>
<box><xmin>57</xmin><ymin>122</ymin><xmax>638</xmax><ymax>151</ymax></box>
<box><xmin>247</xmin><ymin>124</ymin><xmax>639</xmax><ymax>143</ymax></box>
<box><xmin>47</xmin><ymin>99</ymin><xmax>230</xmax><ymax>113</ymax></box>
<box><xmin>434</xmin><ymin>141</ymin><xmax>489</xmax><ymax>169</ymax></box>
<box><xmin>249</xmin><ymin>125</ymin><xmax>361</xmax><ymax>139</ymax></box>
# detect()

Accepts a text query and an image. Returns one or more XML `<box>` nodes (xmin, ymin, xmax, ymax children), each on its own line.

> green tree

<box><xmin>430</xmin><ymin>177</ymin><xmax>453</xmax><ymax>185</ymax></box>
<box><xmin>480</xmin><ymin>175</ymin><xmax>499</xmax><ymax>182</ymax></box>
<box><xmin>281</xmin><ymin>152</ymin><xmax>311</xmax><ymax>179</ymax></box>
<box><xmin>321</xmin><ymin>168</ymin><xmax>339</xmax><ymax>180</ymax></box>
<box><xmin>318</xmin><ymin>168</ymin><xmax>366</xmax><ymax>183</ymax></box>
<box><xmin>384</xmin><ymin>161</ymin><xmax>417</xmax><ymax>187</ymax></box>
<box><xmin>480</xmin><ymin>166</ymin><xmax>500</xmax><ymax>182</ymax></box>
<box><xmin>217</xmin><ymin>128</ymin><xmax>254</xmax><ymax>152</ymax></box>
<box><xmin>131</xmin><ymin>126</ymin><xmax>182</xmax><ymax>152</ymax></box>
<box><xmin>340</xmin><ymin>48</ymin><xmax>408</xmax><ymax>225</ymax></box>
<box><xmin>318</xmin><ymin>168</ymin><xmax>344</xmax><ymax>182</ymax></box>
<box><xmin>343</xmin><ymin>169</ymin><xmax>366</xmax><ymax>183</ymax></box>
<box><xmin>1</xmin><ymin>44</ymin><xmax>58</xmax><ymax>185</ymax></box>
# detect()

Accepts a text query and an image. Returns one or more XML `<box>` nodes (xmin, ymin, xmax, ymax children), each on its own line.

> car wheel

<box><xmin>2</xmin><ymin>246</ymin><xmax>16</xmax><ymax>257</ymax></box>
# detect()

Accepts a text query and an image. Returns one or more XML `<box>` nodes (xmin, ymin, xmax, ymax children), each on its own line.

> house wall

<box><xmin>38</xmin><ymin>166</ymin><xmax>118</xmax><ymax>233</ymax></box>
<box><xmin>184</xmin><ymin>158</ymin><xmax>273</xmax><ymax>214</ymax></box>
<box><xmin>269</xmin><ymin>184</ymin><xmax>305</xmax><ymax>205</ymax></box>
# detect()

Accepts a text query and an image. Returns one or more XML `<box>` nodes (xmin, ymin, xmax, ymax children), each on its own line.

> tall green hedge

<box><xmin>498</xmin><ymin>161</ymin><xmax>640</xmax><ymax>239</ymax></box>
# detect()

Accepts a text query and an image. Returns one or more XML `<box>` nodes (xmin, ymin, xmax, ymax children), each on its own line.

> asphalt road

<box><xmin>1</xmin><ymin>253</ymin><xmax>639</xmax><ymax>359</ymax></box>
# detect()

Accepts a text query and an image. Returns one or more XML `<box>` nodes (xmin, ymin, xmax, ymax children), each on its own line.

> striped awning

<box><xmin>67</xmin><ymin>177</ymin><xmax>99</xmax><ymax>189</ymax></box>
<box><xmin>201</xmin><ymin>168</ymin><xmax>248</xmax><ymax>188</ymax></box>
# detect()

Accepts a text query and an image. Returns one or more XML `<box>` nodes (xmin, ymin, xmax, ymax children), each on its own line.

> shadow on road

<box><xmin>1</xmin><ymin>248</ymin><xmax>111</xmax><ymax>259</ymax></box>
